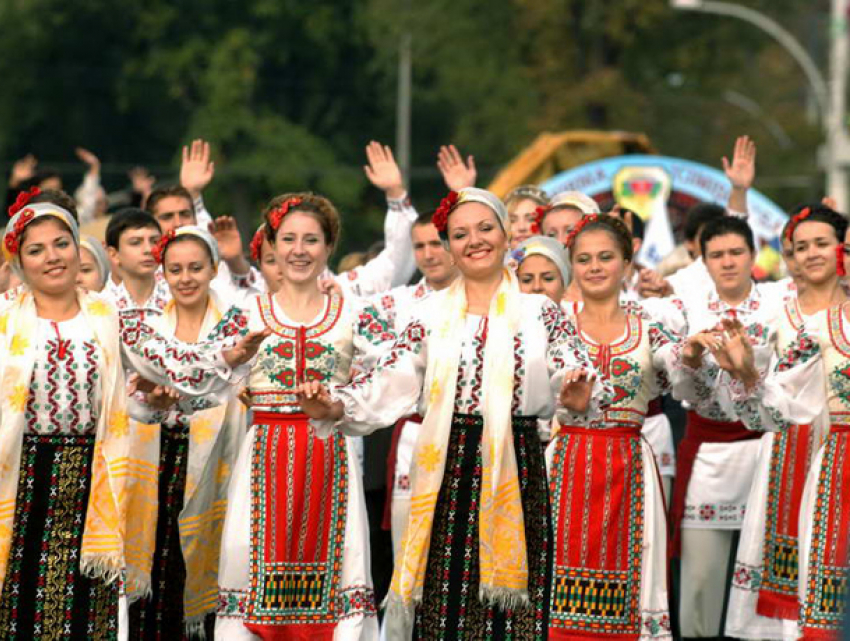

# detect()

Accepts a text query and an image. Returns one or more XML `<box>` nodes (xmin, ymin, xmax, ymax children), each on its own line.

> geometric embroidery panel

<box><xmin>817</xmin><ymin>567</ymin><xmax>847</xmax><ymax>617</ymax></box>
<box><xmin>767</xmin><ymin>535</ymin><xmax>798</xmax><ymax>584</ymax></box>
<box><xmin>263</xmin><ymin>565</ymin><xmax>327</xmax><ymax>611</ymax></box>
<box><xmin>552</xmin><ymin>568</ymin><xmax>629</xmax><ymax>619</ymax></box>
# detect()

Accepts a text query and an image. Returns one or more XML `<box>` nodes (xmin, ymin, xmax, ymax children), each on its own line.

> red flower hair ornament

<box><xmin>250</xmin><ymin>226</ymin><xmax>266</xmax><ymax>262</ymax></box>
<box><xmin>151</xmin><ymin>230</ymin><xmax>176</xmax><ymax>264</ymax></box>
<box><xmin>432</xmin><ymin>191</ymin><xmax>459</xmax><ymax>233</ymax></box>
<box><xmin>837</xmin><ymin>244</ymin><xmax>847</xmax><ymax>277</ymax></box>
<box><xmin>785</xmin><ymin>207</ymin><xmax>812</xmax><ymax>242</ymax></box>
<box><xmin>530</xmin><ymin>205</ymin><xmax>551</xmax><ymax>234</ymax></box>
<box><xmin>564</xmin><ymin>214</ymin><xmax>600</xmax><ymax>249</ymax></box>
<box><xmin>7</xmin><ymin>186</ymin><xmax>41</xmax><ymax>219</ymax></box>
<box><xmin>267</xmin><ymin>198</ymin><xmax>304</xmax><ymax>232</ymax></box>
<box><xmin>3</xmin><ymin>208</ymin><xmax>36</xmax><ymax>257</ymax></box>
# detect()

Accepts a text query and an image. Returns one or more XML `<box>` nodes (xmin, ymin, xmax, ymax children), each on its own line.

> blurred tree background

<box><xmin>0</xmin><ymin>0</ymin><xmax>832</xmax><ymax>262</ymax></box>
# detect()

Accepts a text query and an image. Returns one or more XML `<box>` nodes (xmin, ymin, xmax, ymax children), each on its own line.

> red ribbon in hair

<box><xmin>250</xmin><ymin>226</ymin><xmax>265</xmax><ymax>262</ymax></box>
<box><xmin>8</xmin><ymin>186</ymin><xmax>41</xmax><ymax>219</ymax></box>
<box><xmin>785</xmin><ymin>207</ymin><xmax>812</xmax><ymax>242</ymax></box>
<box><xmin>564</xmin><ymin>213</ymin><xmax>600</xmax><ymax>249</ymax></box>
<box><xmin>151</xmin><ymin>230</ymin><xmax>176</xmax><ymax>264</ymax></box>
<box><xmin>4</xmin><ymin>208</ymin><xmax>36</xmax><ymax>256</ymax></box>
<box><xmin>530</xmin><ymin>205</ymin><xmax>551</xmax><ymax>234</ymax></box>
<box><xmin>267</xmin><ymin>198</ymin><xmax>304</xmax><ymax>232</ymax></box>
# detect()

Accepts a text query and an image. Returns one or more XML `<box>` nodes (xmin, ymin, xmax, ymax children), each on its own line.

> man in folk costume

<box><xmin>297</xmin><ymin>187</ymin><xmax>611</xmax><ymax>640</ymax></box>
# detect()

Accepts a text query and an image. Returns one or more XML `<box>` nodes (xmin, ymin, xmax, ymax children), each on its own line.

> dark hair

<box><xmin>106</xmin><ymin>207</ymin><xmax>161</xmax><ymax>249</ymax></box>
<box><xmin>684</xmin><ymin>203</ymin><xmax>726</xmax><ymax>242</ymax></box>
<box><xmin>28</xmin><ymin>189</ymin><xmax>79</xmax><ymax>223</ymax></box>
<box><xmin>569</xmin><ymin>214</ymin><xmax>634</xmax><ymax>262</ymax></box>
<box><xmin>263</xmin><ymin>192</ymin><xmax>341</xmax><ymax>250</ymax></box>
<box><xmin>413</xmin><ymin>210</ymin><xmax>436</xmax><ymax>227</ymax></box>
<box><xmin>699</xmin><ymin>216</ymin><xmax>755</xmax><ymax>256</ymax></box>
<box><xmin>789</xmin><ymin>203</ymin><xmax>848</xmax><ymax>244</ymax></box>
<box><xmin>146</xmin><ymin>185</ymin><xmax>195</xmax><ymax>217</ymax></box>
<box><xmin>162</xmin><ymin>234</ymin><xmax>215</xmax><ymax>265</ymax></box>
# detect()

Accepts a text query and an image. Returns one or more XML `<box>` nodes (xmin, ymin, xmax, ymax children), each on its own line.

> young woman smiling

<box><xmin>215</xmin><ymin>193</ymin><xmax>395</xmax><ymax>640</ymax></box>
<box><xmin>547</xmin><ymin>214</ymin><xmax>709</xmax><ymax>640</ymax></box>
<box><xmin>297</xmin><ymin>187</ymin><xmax>607</xmax><ymax>640</ymax></box>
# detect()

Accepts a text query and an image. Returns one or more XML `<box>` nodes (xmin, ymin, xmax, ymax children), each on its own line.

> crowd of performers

<box><xmin>0</xmin><ymin>134</ymin><xmax>846</xmax><ymax>641</ymax></box>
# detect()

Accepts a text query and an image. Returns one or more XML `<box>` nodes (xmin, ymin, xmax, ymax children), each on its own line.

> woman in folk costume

<box><xmin>297</xmin><ymin>187</ymin><xmax>610</xmax><ymax>641</ymax></box>
<box><xmin>215</xmin><ymin>193</ymin><xmax>392</xmax><ymax>640</ymax></box>
<box><xmin>124</xmin><ymin>226</ymin><xmax>248</xmax><ymax>639</ymax></box>
<box><xmin>545</xmin><ymin>215</ymin><xmax>713</xmax><ymax>640</ymax></box>
<box><xmin>725</xmin><ymin>205</ymin><xmax>845</xmax><ymax>640</ymax></box>
<box><xmin>0</xmin><ymin>202</ymin><xmax>232</xmax><ymax>640</ymax></box>
<box><xmin>503</xmin><ymin>184</ymin><xmax>550</xmax><ymax>249</ymax></box>
<box><xmin>516</xmin><ymin>234</ymin><xmax>679</xmax><ymax>501</ymax></box>
<box><xmin>715</xmin><ymin>207</ymin><xmax>850</xmax><ymax>640</ymax></box>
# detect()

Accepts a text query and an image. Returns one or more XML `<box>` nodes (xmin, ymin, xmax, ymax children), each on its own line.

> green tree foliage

<box><xmin>0</xmin><ymin>0</ymin><xmax>835</xmax><ymax>259</ymax></box>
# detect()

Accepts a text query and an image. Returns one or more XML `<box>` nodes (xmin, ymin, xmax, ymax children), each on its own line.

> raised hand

<box><xmin>75</xmin><ymin>147</ymin><xmax>101</xmax><ymax>175</ymax></box>
<box><xmin>209</xmin><ymin>216</ymin><xmax>244</xmax><ymax>262</ymax></box>
<box><xmin>637</xmin><ymin>268</ymin><xmax>673</xmax><ymax>299</ymax></box>
<box><xmin>223</xmin><ymin>329</ymin><xmax>272</xmax><ymax>368</ymax></box>
<box><xmin>363</xmin><ymin>141</ymin><xmax>405</xmax><ymax>199</ymax></box>
<box><xmin>294</xmin><ymin>380</ymin><xmax>344</xmax><ymax>421</ymax></box>
<box><xmin>722</xmin><ymin>135</ymin><xmax>757</xmax><ymax>191</ymax></box>
<box><xmin>9</xmin><ymin>154</ymin><xmax>37</xmax><ymax>188</ymax></box>
<box><xmin>683</xmin><ymin>331</ymin><xmax>721</xmax><ymax>369</ymax></box>
<box><xmin>180</xmin><ymin>139</ymin><xmax>215</xmax><ymax>198</ymax></box>
<box><xmin>129</xmin><ymin>166</ymin><xmax>155</xmax><ymax>196</ymax></box>
<box><xmin>318</xmin><ymin>277</ymin><xmax>343</xmax><ymax>297</ymax></box>
<box><xmin>436</xmin><ymin>144</ymin><xmax>476</xmax><ymax>191</ymax></box>
<box><xmin>559</xmin><ymin>369</ymin><xmax>595</xmax><ymax>413</ymax></box>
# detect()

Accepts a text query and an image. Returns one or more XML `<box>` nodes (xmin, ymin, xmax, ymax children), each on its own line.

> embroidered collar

<box><xmin>707</xmin><ymin>284</ymin><xmax>760</xmax><ymax>315</ymax></box>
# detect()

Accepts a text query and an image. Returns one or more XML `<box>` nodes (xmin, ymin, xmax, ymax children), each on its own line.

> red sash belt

<box><xmin>669</xmin><ymin>411</ymin><xmax>761</xmax><ymax>557</ymax></box>
<box><xmin>382</xmin><ymin>414</ymin><xmax>423</xmax><ymax>531</ymax></box>
<box><xmin>647</xmin><ymin>398</ymin><xmax>663</xmax><ymax>418</ymax></box>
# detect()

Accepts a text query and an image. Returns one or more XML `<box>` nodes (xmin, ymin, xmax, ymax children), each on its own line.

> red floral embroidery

<box><xmin>267</xmin><ymin>197</ymin><xmax>304</xmax><ymax>232</ymax></box>
<box><xmin>4</xmin><ymin>208</ymin><xmax>36</xmax><ymax>256</ymax></box>
<box><xmin>151</xmin><ymin>230</ymin><xmax>176</xmax><ymax>264</ymax></box>
<box><xmin>432</xmin><ymin>191</ymin><xmax>459</xmax><ymax>233</ymax></box>
<box><xmin>7</xmin><ymin>186</ymin><xmax>40</xmax><ymax>218</ymax></box>
<box><xmin>250</xmin><ymin>226</ymin><xmax>265</xmax><ymax>262</ymax></box>
<box><xmin>564</xmin><ymin>213</ymin><xmax>599</xmax><ymax>249</ymax></box>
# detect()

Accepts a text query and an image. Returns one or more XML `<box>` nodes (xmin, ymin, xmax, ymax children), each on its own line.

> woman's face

<box><xmin>517</xmin><ymin>254</ymin><xmax>565</xmax><ymax>303</ymax></box>
<box><xmin>507</xmin><ymin>198</ymin><xmax>538</xmax><ymax>249</ymax></box>
<box><xmin>163</xmin><ymin>239</ymin><xmax>216</xmax><ymax>309</ymax></box>
<box><xmin>259</xmin><ymin>237</ymin><xmax>284</xmax><ymax>293</ymax></box>
<box><xmin>19</xmin><ymin>218</ymin><xmax>79</xmax><ymax>295</ymax></box>
<box><xmin>542</xmin><ymin>207</ymin><xmax>584</xmax><ymax>247</ymax></box>
<box><xmin>793</xmin><ymin>221</ymin><xmax>839</xmax><ymax>286</ymax></box>
<box><xmin>76</xmin><ymin>247</ymin><xmax>105</xmax><ymax>292</ymax></box>
<box><xmin>446</xmin><ymin>202</ymin><xmax>508</xmax><ymax>281</ymax></box>
<box><xmin>273</xmin><ymin>211</ymin><xmax>331</xmax><ymax>286</ymax></box>
<box><xmin>570</xmin><ymin>229</ymin><xmax>628</xmax><ymax>301</ymax></box>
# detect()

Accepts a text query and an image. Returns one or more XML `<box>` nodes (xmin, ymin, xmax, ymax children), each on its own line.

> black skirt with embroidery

<box><xmin>0</xmin><ymin>433</ymin><xmax>119</xmax><ymax>640</ymax></box>
<box><xmin>413</xmin><ymin>414</ymin><xmax>552</xmax><ymax>640</ymax></box>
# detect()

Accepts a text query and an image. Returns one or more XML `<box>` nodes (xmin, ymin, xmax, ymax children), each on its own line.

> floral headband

<box><xmin>432</xmin><ymin>191</ymin><xmax>459</xmax><ymax>233</ymax></box>
<box><xmin>531</xmin><ymin>205</ymin><xmax>551</xmax><ymax>234</ymax></box>
<box><xmin>267</xmin><ymin>197</ymin><xmax>304</xmax><ymax>232</ymax></box>
<box><xmin>785</xmin><ymin>207</ymin><xmax>812</xmax><ymax>242</ymax></box>
<box><xmin>8</xmin><ymin>186</ymin><xmax>41</xmax><ymax>219</ymax></box>
<box><xmin>151</xmin><ymin>226</ymin><xmax>220</xmax><ymax>265</ymax></box>
<box><xmin>564</xmin><ymin>213</ymin><xmax>600</xmax><ymax>249</ymax></box>
<box><xmin>2</xmin><ymin>202</ymin><xmax>79</xmax><ymax>278</ymax></box>
<box><xmin>250</xmin><ymin>224</ymin><xmax>266</xmax><ymax>262</ymax></box>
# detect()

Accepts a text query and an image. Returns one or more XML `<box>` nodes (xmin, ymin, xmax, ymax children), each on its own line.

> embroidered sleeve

<box><xmin>335</xmin><ymin>195</ymin><xmax>418</xmax><ymax>297</ymax></box>
<box><xmin>314</xmin><ymin>318</ymin><xmax>427</xmax><ymax>438</ymax></box>
<box><xmin>726</xmin><ymin>330</ymin><xmax>825</xmax><ymax>432</ymax></box>
<box><xmin>349</xmin><ymin>302</ymin><xmax>397</xmax><ymax>378</ymax></box>
<box><xmin>544</xmin><ymin>300</ymin><xmax>613</xmax><ymax>426</ymax></box>
<box><xmin>119</xmin><ymin>306</ymin><xmax>250</xmax><ymax>398</ymax></box>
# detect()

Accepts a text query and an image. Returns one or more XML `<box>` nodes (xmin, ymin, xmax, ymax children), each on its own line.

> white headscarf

<box><xmin>513</xmin><ymin>235</ymin><xmax>571</xmax><ymax>285</ymax></box>
<box><xmin>2</xmin><ymin>202</ymin><xmax>80</xmax><ymax>280</ymax></box>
